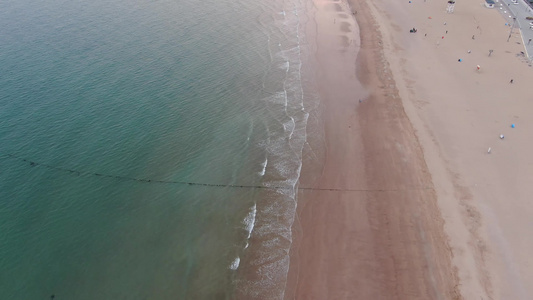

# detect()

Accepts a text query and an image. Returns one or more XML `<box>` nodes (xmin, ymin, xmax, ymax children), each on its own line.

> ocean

<box><xmin>0</xmin><ymin>0</ymin><xmax>321</xmax><ymax>298</ymax></box>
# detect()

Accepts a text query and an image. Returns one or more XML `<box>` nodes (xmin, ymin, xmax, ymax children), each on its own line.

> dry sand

<box><xmin>286</xmin><ymin>0</ymin><xmax>533</xmax><ymax>299</ymax></box>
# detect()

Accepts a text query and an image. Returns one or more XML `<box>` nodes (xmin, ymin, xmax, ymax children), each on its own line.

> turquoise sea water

<box><xmin>0</xmin><ymin>0</ymin><xmax>319</xmax><ymax>298</ymax></box>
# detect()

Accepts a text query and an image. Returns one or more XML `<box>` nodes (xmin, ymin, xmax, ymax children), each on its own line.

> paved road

<box><xmin>494</xmin><ymin>0</ymin><xmax>533</xmax><ymax>60</ymax></box>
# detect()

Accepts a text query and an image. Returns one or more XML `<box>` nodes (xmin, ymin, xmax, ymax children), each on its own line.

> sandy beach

<box><xmin>287</xmin><ymin>0</ymin><xmax>533</xmax><ymax>298</ymax></box>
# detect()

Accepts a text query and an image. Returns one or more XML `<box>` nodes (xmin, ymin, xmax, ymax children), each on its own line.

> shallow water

<box><xmin>0</xmin><ymin>0</ymin><xmax>320</xmax><ymax>298</ymax></box>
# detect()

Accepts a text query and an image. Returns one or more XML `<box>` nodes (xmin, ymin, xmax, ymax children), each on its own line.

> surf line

<box><xmin>3</xmin><ymin>153</ymin><xmax>433</xmax><ymax>193</ymax></box>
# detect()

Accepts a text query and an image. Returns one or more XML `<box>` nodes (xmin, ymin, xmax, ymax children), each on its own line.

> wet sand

<box><xmin>285</xmin><ymin>0</ymin><xmax>460</xmax><ymax>298</ymax></box>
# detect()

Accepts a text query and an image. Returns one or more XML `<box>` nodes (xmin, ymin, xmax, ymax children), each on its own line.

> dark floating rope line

<box><xmin>3</xmin><ymin>153</ymin><xmax>433</xmax><ymax>193</ymax></box>
<box><xmin>5</xmin><ymin>153</ymin><xmax>288</xmax><ymax>190</ymax></box>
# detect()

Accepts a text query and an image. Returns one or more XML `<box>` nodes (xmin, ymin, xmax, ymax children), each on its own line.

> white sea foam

<box><xmin>243</xmin><ymin>203</ymin><xmax>257</xmax><ymax>249</ymax></box>
<box><xmin>236</xmin><ymin>0</ymin><xmax>318</xmax><ymax>298</ymax></box>
<box><xmin>259</xmin><ymin>158</ymin><xmax>268</xmax><ymax>176</ymax></box>
<box><xmin>264</xmin><ymin>91</ymin><xmax>287</xmax><ymax>105</ymax></box>
<box><xmin>282</xmin><ymin>118</ymin><xmax>295</xmax><ymax>136</ymax></box>
<box><xmin>229</xmin><ymin>257</ymin><xmax>240</xmax><ymax>270</ymax></box>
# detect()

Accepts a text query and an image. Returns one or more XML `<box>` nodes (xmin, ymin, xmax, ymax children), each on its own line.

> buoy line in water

<box><xmin>1</xmin><ymin>153</ymin><xmax>433</xmax><ymax>193</ymax></box>
<box><xmin>2</xmin><ymin>153</ymin><xmax>281</xmax><ymax>189</ymax></box>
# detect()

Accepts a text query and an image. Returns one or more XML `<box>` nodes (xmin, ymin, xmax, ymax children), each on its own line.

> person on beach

<box><xmin>510</xmin><ymin>79</ymin><xmax>514</xmax><ymax>83</ymax></box>
<box><xmin>472</xmin><ymin>35</ymin><xmax>475</xmax><ymax>40</ymax></box>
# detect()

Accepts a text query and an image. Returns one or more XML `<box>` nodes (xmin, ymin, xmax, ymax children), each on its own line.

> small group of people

<box><xmin>410</xmin><ymin>27</ymin><xmax>418</xmax><ymax>33</ymax></box>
